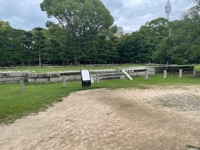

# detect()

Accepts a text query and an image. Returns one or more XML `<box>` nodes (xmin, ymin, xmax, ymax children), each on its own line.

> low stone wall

<box><xmin>28</xmin><ymin>72</ymin><xmax>82</xmax><ymax>83</ymax></box>
<box><xmin>1</xmin><ymin>65</ymin><xmax>198</xmax><ymax>84</ymax></box>
<box><xmin>154</xmin><ymin>65</ymin><xmax>194</xmax><ymax>73</ymax></box>
<box><xmin>92</xmin><ymin>68</ymin><xmax>155</xmax><ymax>80</ymax></box>
<box><xmin>0</xmin><ymin>68</ymin><xmax>155</xmax><ymax>84</ymax></box>
<box><xmin>27</xmin><ymin>73</ymin><xmax>62</xmax><ymax>83</ymax></box>
<box><xmin>0</xmin><ymin>72</ymin><xmax>27</xmax><ymax>84</ymax></box>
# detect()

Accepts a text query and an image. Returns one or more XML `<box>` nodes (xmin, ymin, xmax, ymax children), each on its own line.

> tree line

<box><xmin>0</xmin><ymin>0</ymin><xmax>199</xmax><ymax>66</ymax></box>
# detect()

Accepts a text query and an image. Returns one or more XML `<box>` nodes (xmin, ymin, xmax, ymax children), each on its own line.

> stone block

<box><xmin>65</xmin><ymin>76</ymin><xmax>70</xmax><ymax>81</ymax></box>
<box><xmin>71</xmin><ymin>76</ymin><xmax>76</xmax><ymax>80</ymax></box>
<box><xmin>179</xmin><ymin>69</ymin><xmax>183</xmax><ymax>78</ymax></box>
<box><xmin>13</xmin><ymin>77</ymin><xmax>26</xmax><ymax>81</ymax></box>
<box><xmin>47</xmin><ymin>73</ymin><xmax>60</xmax><ymax>77</ymax></box>
<box><xmin>147</xmin><ymin>68</ymin><xmax>155</xmax><ymax>76</ymax></box>
<box><xmin>137</xmin><ymin>72</ymin><xmax>145</xmax><ymax>76</ymax></box>
<box><xmin>28</xmin><ymin>78</ymin><xmax>36</xmax><ymax>83</ymax></box>
<box><xmin>128</xmin><ymin>72</ymin><xmax>136</xmax><ymax>76</ymax></box>
<box><xmin>0</xmin><ymin>77</ymin><xmax>14</xmax><ymax>82</ymax></box>
<box><xmin>120</xmin><ymin>75</ymin><xmax>126</xmax><ymax>79</ymax></box>
<box><xmin>0</xmin><ymin>73</ymin><xmax>8</xmax><ymax>77</ymax></box>
<box><xmin>144</xmin><ymin>71</ymin><xmax>148</xmax><ymax>80</ymax></box>
<box><xmin>68</xmin><ymin>76</ymin><xmax>75</xmax><ymax>81</ymax></box>
<box><xmin>28</xmin><ymin>73</ymin><xmax>48</xmax><ymax>78</ymax></box>
<box><xmin>28</xmin><ymin>73</ymin><xmax>38</xmax><ymax>78</ymax></box>
<box><xmin>75</xmin><ymin>75</ymin><xmax>81</xmax><ymax>80</ymax></box>
<box><xmin>8</xmin><ymin>72</ymin><xmax>27</xmax><ymax>77</ymax></box>
<box><xmin>164</xmin><ymin>70</ymin><xmax>167</xmax><ymax>79</ymax></box>
<box><xmin>147</xmin><ymin>68</ymin><xmax>155</xmax><ymax>72</ymax></box>
<box><xmin>36</xmin><ymin>78</ymin><xmax>49</xmax><ymax>83</ymax></box>
<box><xmin>50</xmin><ymin>77</ymin><xmax>62</xmax><ymax>82</ymax></box>
<box><xmin>193</xmin><ymin>69</ymin><xmax>196</xmax><ymax>77</ymax></box>
<box><xmin>0</xmin><ymin>80</ymin><xmax>18</xmax><ymax>84</ymax></box>
<box><xmin>62</xmin><ymin>76</ymin><xmax>67</xmax><ymax>87</ymax></box>
<box><xmin>37</xmin><ymin>74</ymin><xmax>48</xmax><ymax>78</ymax></box>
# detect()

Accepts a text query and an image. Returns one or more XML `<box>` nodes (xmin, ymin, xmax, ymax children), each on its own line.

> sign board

<box><xmin>81</xmin><ymin>70</ymin><xmax>91</xmax><ymax>87</ymax></box>
<box><xmin>81</xmin><ymin>70</ymin><xmax>91</xmax><ymax>81</ymax></box>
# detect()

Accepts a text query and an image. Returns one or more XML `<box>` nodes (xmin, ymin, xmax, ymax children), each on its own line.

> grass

<box><xmin>0</xmin><ymin>64</ymin><xmax>200</xmax><ymax>73</ymax></box>
<box><xmin>195</xmin><ymin>65</ymin><xmax>200</xmax><ymax>72</ymax></box>
<box><xmin>0</xmin><ymin>82</ymin><xmax>82</xmax><ymax>124</ymax></box>
<box><xmin>94</xmin><ymin>74</ymin><xmax>200</xmax><ymax>88</ymax></box>
<box><xmin>0</xmin><ymin>64</ymin><xmax>141</xmax><ymax>73</ymax></box>
<box><xmin>1</xmin><ymin>74</ymin><xmax>200</xmax><ymax>124</ymax></box>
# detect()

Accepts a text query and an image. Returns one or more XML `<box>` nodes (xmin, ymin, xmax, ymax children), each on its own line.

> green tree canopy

<box><xmin>40</xmin><ymin>0</ymin><xmax>113</xmax><ymax>37</ymax></box>
<box><xmin>40</xmin><ymin>0</ymin><xmax>114</xmax><ymax>64</ymax></box>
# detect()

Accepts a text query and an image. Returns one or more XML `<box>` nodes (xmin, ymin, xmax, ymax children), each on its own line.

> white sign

<box><xmin>81</xmin><ymin>70</ymin><xmax>91</xmax><ymax>81</ymax></box>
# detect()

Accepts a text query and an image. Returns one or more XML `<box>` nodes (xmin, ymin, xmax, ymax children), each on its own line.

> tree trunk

<box><xmin>39</xmin><ymin>49</ymin><xmax>41</xmax><ymax>67</ymax></box>
<box><xmin>28</xmin><ymin>48</ymin><xmax>30</xmax><ymax>66</ymax></box>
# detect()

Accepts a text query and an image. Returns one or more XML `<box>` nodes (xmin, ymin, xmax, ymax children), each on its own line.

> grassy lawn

<box><xmin>0</xmin><ymin>82</ymin><xmax>82</xmax><ymax>124</ymax></box>
<box><xmin>195</xmin><ymin>65</ymin><xmax>200</xmax><ymax>72</ymax></box>
<box><xmin>0</xmin><ymin>64</ymin><xmax>199</xmax><ymax>73</ymax></box>
<box><xmin>0</xmin><ymin>64</ymin><xmax>141</xmax><ymax>73</ymax></box>
<box><xmin>94</xmin><ymin>74</ymin><xmax>200</xmax><ymax>88</ymax></box>
<box><xmin>0</xmin><ymin>74</ymin><xmax>200</xmax><ymax>124</ymax></box>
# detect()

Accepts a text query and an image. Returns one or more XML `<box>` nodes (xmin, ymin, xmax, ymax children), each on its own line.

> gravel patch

<box><xmin>155</xmin><ymin>93</ymin><xmax>200</xmax><ymax>111</ymax></box>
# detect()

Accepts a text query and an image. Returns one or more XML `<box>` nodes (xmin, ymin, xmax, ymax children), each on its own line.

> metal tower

<box><xmin>165</xmin><ymin>0</ymin><xmax>172</xmax><ymax>21</ymax></box>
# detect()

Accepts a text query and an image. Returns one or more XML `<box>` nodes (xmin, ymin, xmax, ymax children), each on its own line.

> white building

<box><xmin>115</xmin><ymin>26</ymin><xmax>123</xmax><ymax>37</ymax></box>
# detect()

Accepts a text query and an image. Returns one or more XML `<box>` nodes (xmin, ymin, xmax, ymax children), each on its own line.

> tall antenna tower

<box><xmin>165</xmin><ymin>0</ymin><xmax>172</xmax><ymax>21</ymax></box>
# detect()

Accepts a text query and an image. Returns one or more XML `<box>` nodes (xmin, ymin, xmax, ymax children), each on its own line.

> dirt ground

<box><xmin>1</xmin><ymin>85</ymin><xmax>200</xmax><ymax>150</ymax></box>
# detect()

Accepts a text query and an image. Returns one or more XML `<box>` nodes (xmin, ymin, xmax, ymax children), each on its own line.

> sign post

<box><xmin>19</xmin><ymin>78</ymin><xmax>24</xmax><ymax>93</ymax></box>
<box><xmin>62</xmin><ymin>76</ymin><xmax>67</xmax><ymax>87</ymax></box>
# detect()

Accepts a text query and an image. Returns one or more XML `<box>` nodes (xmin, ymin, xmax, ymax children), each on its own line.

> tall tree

<box><xmin>179</xmin><ymin>0</ymin><xmax>200</xmax><ymax>63</ymax></box>
<box><xmin>7</xmin><ymin>29</ymin><xmax>24</xmax><ymax>66</ymax></box>
<box><xmin>40</xmin><ymin>0</ymin><xmax>114</xmax><ymax>65</ymax></box>
<box><xmin>32</xmin><ymin>27</ymin><xmax>46</xmax><ymax>66</ymax></box>
<box><xmin>0</xmin><ymin>20</ymin><xmax>12</xmax><ymax>66</ymax></box>
<box><xmin>22</xmin><ymin>31</ymin><xmax>34</xmax><ymax>65</ymax></box>
<box><xmin>139</xmin><ymin>18</ymin><xmax>169</xmax><ymax>62</ymax></box>
<box><xmin>46</xmin><ymin>21</ymin><xmax>71</xmax><ymax>65</ymax></box>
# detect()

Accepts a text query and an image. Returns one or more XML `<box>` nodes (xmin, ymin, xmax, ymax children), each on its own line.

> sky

<box><xmin>0</xmin><ymin>0</ymin><xmax>196</xmax><ymax>33</ymax></box>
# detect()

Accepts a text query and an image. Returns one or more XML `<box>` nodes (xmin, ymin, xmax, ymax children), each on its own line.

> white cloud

<box><xmin>102</xmin><ymin>0</ymin><xmax>196</xmax><ymax>32</ymax></box>
<box><xmin>0</xmin><ymin>0</ymin><xmax>197</xmax><ymax>32</ymax></box>
<box><xmin>0</xmin><ymin>0</ymin><xmax>46</xmax><ymax>30</ymax></box>
<box><xmin>123</xmin><ymin>0</ymin><xmax>152</xmax><ymax>9</ymax></box>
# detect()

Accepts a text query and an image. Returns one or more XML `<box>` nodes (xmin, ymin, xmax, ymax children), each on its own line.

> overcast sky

<box><xmin>0</xmin><ymin>0</ymin><xmax>196</xmax><ymax>33</ymax></box>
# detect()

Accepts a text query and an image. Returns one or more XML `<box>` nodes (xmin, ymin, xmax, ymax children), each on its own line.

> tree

<box><xmin>40</xmin><ymin>0</ymin><xmax>114</xmax><ymax>65</ymax></box>
<box><xmin>176</xmin><ymin>0</ymin><xmax>200</xmax><ymax>63</ymax></box>
<box><xmin>139</xmin><ymin>18</ymin><xmax>169</xmax><ymax>63</ymax></box>
<box><xmin>0</xmin><ymin>20</ymin><xmax>12</xmax><ymax>66</ymax></box>
<box><xmin>22</xmin><ymin>31</ymin><xmax>34</xmax><ymax>65</ymax></box>
<box><xmin>45</xmin><ymin>21</ymin><xmax>71</xmax><ymax>65</ymax></box>
<box><xmin>32</xmin><ymin>27</ymin><xmax>46</xmax><ymax>66</ymax></box>
<box><xmin>116</xmin><ymin>32</ymin><xmax>149</xmax><ymax>64</ymax></box>
<box><xmin>83</xmin><ymin>26</ymin><xmax>119</xmax><ymax>64</ymax></box>
<box><xmin>7</xmin><ymin>29</ymin><xmax>25</xmax><ymax>66</ymax></box>
<box><xmin>153</xmin><ymin>37</ymin><xmax>173</xmax><ymax>64</ymax></box>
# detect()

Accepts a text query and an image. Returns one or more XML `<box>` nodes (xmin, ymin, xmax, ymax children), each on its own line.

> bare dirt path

<box><xmin>0</xmin><ymin>85</ymin><xmax>200</xmax><ymax>150</ymax></box>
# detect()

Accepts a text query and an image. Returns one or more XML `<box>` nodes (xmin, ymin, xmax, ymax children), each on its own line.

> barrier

<box><xmin>0</xmin><ymin>67</ymin><xmax>155</xmax><ymax>84</ymax></box>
